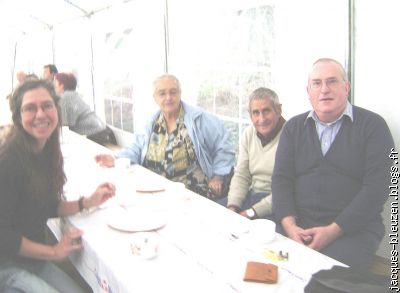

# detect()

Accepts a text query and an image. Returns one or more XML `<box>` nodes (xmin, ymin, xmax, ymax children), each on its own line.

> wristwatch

<box><xmin>245</xmin><ymin>208</ymin><xmax>256</xmax><ymax>219</ymax></box>
<box><xmin>78</xmin><ymin>196</ymin><xmax>88</xmax><ymax>212</ymax></box>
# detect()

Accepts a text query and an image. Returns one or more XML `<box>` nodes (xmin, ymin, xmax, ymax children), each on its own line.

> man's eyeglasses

<box><xmin>309</xmin><ymin>78</ymin><xmax>343</xmax><ymax>90</ymax></box>
<box><xmin>21</xmin><ymin>101</ymin><xmax>56</xmax><ymax>116</ymax></box>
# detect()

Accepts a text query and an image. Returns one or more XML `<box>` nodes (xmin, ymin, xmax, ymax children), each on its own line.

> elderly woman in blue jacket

<box><xmin>96</xmin><ymin>74</ymin><xmax>235</xmax><ymax>200</ymax></box>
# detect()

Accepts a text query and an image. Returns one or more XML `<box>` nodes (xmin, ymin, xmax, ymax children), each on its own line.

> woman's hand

<box><xmin>53</xmin><ymin>227</ymin><xmax>84</xmax><ymax>261</ymax></box>
<box><xmin>85</xmin><ymin>182</ymin><xmax>116</xmax><ymax>209</ymax></box>
<box><xmin>208</xmin><ymin>176</ymin><xmax>224</xmax><ymax>197</ymax></box>
<box><xmin>94</xmin><ymin>154</ymin><xmax>115</xmax><ymax>167</ymax></box>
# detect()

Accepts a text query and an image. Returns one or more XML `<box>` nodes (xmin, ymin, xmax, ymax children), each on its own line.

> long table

<box><xmin>48</xmin><ymin>129</ymin><xmax>344</xmax><ymax>293</ymax></box>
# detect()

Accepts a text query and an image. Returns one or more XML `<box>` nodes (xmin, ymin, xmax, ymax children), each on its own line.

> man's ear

<box><xmin>306</xmin><ymin>85</ymin><xmax>311</xmax><ymax>96</ymax></box>
<box><xmin>276</xmin><ymin>104</ymin><xmax>282</xmax><ymax>115</ymax></box>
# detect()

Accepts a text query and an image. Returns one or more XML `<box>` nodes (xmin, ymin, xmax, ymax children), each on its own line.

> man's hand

<box><xmin>281</xmin><ymin>216</ymin><xmax>312</xmax><ymax>244</ymax></box>
<box><xmin>228</xmin><ymin>206</ymin><xmax>240</xmax><ymax>213</ymax></box>
<box><xmin>301</xmin><ymin>222</ymin><xmax>343</xmax><ymax>251</ymax></box>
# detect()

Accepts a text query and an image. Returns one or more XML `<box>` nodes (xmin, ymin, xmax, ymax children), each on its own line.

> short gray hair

<box><xmin>309</xmin><ymin>58</ymin><xmax>348</xmax><ymax>81</ymax></box>
<box><xmin>248</xmin><ymin>87</ymin><xmax>280</xmax><ymax>112</ymax></box>
<box><xmin>152</xmin><ymin>74</ymin><xmax>181</xmax><ymax>95</ymax></box>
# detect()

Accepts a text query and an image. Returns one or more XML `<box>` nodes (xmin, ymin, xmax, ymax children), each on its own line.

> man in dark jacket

<box><xmin>272</xmin><ymin>58</ymin><xmax>395</xmax><ymax>269</ymax></box>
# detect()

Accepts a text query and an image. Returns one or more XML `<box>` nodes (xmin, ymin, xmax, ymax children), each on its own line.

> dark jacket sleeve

<box><xmin>334</xmin><ymin>113</ymin><xmax>395</xmax><ymax>234</ymax></box>
<box><xmin>271</xmin><ymin>120</ymin><xmax>298</xmax><ymax>223</ymax></box>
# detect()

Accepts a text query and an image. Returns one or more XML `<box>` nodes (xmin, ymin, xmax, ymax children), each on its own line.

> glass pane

<box><xmin>122</xmin><ymin>102</ymin><xmax>134</xmax><ymax>132</ymax></box>
<box><xmin>112</xmin><ymin>100</ymin><xmax>122</xmax><ymax>129</ymax></box>
<box><xmin>104</xmin><ymin>99</ymin><xmax>113</xmax><ymax>125</ymax></box>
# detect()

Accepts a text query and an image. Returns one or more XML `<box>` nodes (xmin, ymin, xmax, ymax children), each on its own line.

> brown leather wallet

<box><xmin>243</xmin><ymin>262</ymin><xmax>278</xmax><ymax>284</ymax></box>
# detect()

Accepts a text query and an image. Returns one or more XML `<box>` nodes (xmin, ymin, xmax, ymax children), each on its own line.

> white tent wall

<box><xmin>353</xmin><ymin>0</ymin><xmax>400</xmax><ymax>259</ymax></box>
<box><xmin>15</xmin><ymin>31</ymin><xmax>54</xmax><ymax>76</ymax></box>
<box><xmin>0</xmin><ymin>40</ymin><xmax>17</xmax><ymax>98</ymax></box>
<box><xmin>53</xmin><ymin>18</ymin><xmax>94</xmax><ymax>110</ymax></box>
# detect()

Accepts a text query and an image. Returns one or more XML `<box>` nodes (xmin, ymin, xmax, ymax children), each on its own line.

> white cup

<box><xmin>115</xmin><ymin>157</ymin><xmax>131</xmax><ymax>169</ymax></box>
<box><xmin>130</xmin><ymin>232</ymin><xmax>159</xmax><ymax>259</ymax></box>
<box><xmin>249</xmin><ymin>219</ymin><xmax>276</xmax><ymax>243</ymax></box>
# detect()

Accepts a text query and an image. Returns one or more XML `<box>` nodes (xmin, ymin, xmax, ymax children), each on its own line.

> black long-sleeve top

<box><xmin>0</xmin><ymin>146</ymin><xmax>59</xmax><ymax>263</ymax></box>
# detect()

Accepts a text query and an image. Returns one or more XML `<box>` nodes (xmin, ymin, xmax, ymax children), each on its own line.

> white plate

<box><xmin>107</xmin><ymin>207</ymin><xmax>167</xmax><ymax>232</ymax></box>
<box><xmin>135</xmin><ymin>180</ymin><xmax>166</xmax><ymax>193</ymax></box>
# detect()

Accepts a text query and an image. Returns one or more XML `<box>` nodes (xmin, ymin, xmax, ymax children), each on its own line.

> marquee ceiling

<box><xmin>0</xmin><ymin>0</ymin><xmax>130</xmax><ymax>36</ymax></box>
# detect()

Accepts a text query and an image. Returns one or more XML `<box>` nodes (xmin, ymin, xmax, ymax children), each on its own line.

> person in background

<box><xmin>25</xmin><ymin>73</ymin><xmax>39</xmax><ymax>81</ymax></box>
<box><xmin>54</xmin><ymin>72</ymin><xmax>116</xmax><ymax>146</ymax></box>
<box><xmin>227</xmin><ymin>87</ymin><xmax>285</xmax><ymax>219</ymax></box>
<box><xmin>1</xmin><ymin>73</ymin><xmax>40</xmax><ymax>146</ymax></box>
<box><xmin>43</xmin><ymin>64</ymin><xmax>58</xmax><ymax>82</ymax></box>
<box><xmin>0</xmin><ymin>95</ymin><xmax>12</xmax><ymax>145</ymax></box>
<box><xmin>0</xmin><ymin>80</ymin><xmax>116</xmax><ymax>292</ymax></box>
<box><xmin>96</xmin><ymin>74</ymin><xmax>235</xmax><ymax>201</ymax></box>
<box><xmin>272</xmin><ymin>58</ymin><xmax>394</xmax><ymax>269</ymax></box>
<box><xmin>16</xmin><ymin>71</ymin><xmax>39</xmax><ymax>85</ymax></box>
<box><xmin>16</xmin><ymin>71</ymin><xmax>27</xmax><ymax>84</ymax></box>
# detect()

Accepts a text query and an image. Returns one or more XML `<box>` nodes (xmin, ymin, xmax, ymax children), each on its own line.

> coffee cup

<box><xmin>249</xmin><ymin>219</ymin><xmax>276</xmax><ymax>243</ymax></box>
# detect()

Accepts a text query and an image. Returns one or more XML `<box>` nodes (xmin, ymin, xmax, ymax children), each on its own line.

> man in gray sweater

<box><xmin>272</xmin><ymin>58</ymin><xmax>394</xmax><ymax>269</ymax></box>
<box><xmin>227</xmin><ymin>87</ymin><xmax>285</xmax><ymax>219</ymax></box>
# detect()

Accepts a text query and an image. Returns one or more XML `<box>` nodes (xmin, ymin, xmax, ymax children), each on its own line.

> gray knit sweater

<box><xmin>59</xmin><ymin>90</ymin><xmax>106</xmax><ymax>136</ymax></box>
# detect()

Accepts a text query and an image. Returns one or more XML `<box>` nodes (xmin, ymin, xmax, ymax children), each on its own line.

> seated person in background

<box><xmin>227</xmin><ymin>87</ymin><xmax>285</xmax><ymax>220</ymax></box>
<box><xmin>272</xmin><ymin>58</ymin><xmax>394</xmax><ymax>269</ymax></box>
<box><xmin>96</xmin><ymin>74</ymin><xmax>235</xmax><ymax>200</ymax></box>
<box><xmin>0</xmin><ymin>80</ymin><xmax>115</xmax><ymax>292</ymax></box>
<box><xmin>54</xmin><ymin>72</ymin><xmax>116</xmax><ymax>145</ymax></box>
<box><xmin>42</xmin><ymin>64</ymin><xmax>58</xmax><ymax>82</ymax></box>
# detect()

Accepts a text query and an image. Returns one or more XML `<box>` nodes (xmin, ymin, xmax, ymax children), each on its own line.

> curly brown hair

<box><xmin>5</xmin><ymin>80</ymin><xmax>66</xmax><ymax>199</ymax></box>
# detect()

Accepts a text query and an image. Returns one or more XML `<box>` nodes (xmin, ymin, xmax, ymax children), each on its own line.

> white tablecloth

<box><xmin>48</xmin><ymin>130</ymin><xmax>344</xmax><ymax>293</ymax></box>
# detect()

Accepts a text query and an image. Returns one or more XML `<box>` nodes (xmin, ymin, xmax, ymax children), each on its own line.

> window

<box><xmin>167</xmin><ymin>0</ymin><xmax>349</xmax><ymax>149</ymax></box>
<box><xmin>91</xmin><ymin>1</ymin><xmax>166</xmax><ymax>134</ymax></box>
<box><xmin>7</xmin><ymin>0</ymin><xmax>349</xmax><ymax>151</ymax></box>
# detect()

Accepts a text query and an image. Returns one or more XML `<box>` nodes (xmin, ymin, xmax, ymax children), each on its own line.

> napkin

<box><xmin>243</xmin><ymin>262</ymin><xmax>278</xmax><ymax>284</ymax></box>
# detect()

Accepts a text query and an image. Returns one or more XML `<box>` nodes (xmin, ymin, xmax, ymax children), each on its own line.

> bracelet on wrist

<box><xmin>78</xmin><ymin>196</ymin><xmax>85</xmax><ymax>212</ymax></box>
